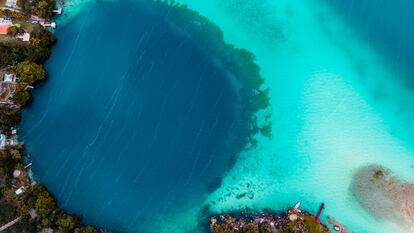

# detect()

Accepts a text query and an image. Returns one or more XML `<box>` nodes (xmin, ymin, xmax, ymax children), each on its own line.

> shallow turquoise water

<box><xmin>22</xmin><ymin>0</ymin><xmax>414</xmax><ymax>232</ymax></box>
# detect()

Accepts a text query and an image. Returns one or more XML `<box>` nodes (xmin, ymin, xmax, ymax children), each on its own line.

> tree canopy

<box><xmin>16</xmin><ymin>61</ymin><xmax>45</xmax><ymax>84</ymax></box>
<box><xmin>0</xmin><ymin>107</ymin><xmax>21</xmax><ymax>130</ymax></box>
<box><xmin>33</xmin><ymin>186</ymin><xmax>56</xmax><ymax>218</ymax></box>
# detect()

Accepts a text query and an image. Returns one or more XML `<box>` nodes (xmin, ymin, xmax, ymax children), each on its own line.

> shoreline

<box><xmin>208</xmin><ymin>204</ymin><xmax>331</xmax><ymax>233</ymax></box>
<box><xmin>0</xmin><ymin>0</ymin><xmax>100</xmax><ymax>232</ymax></box>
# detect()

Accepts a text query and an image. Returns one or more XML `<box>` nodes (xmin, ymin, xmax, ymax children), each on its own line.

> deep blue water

<box><xmin>21</xmin><ymin>1</ymin><xmax>250</xmax><ymax>232</ymax></box>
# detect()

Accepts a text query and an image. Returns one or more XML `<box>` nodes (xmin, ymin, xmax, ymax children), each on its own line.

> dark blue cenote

<box><xmin>21</xmin><ymin>1</ymin><xmax>256</xmax><ymax>232</ymax></box>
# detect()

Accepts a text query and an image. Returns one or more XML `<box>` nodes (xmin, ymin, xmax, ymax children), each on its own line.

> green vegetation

<box><xmin>12</xmin><ymin>85</ymin><xmax>30</xmax><ymax>105</ymax></box>
<box><xmin>16</xmin><ymin>61</ymin><xmax>45</xmax><ymax>84</ymax></box>
<box><xmin>283</xmin><ymin>216</ymin><xmax>329</xmax><ymax>233</ymax></box>
<box><xmin>75</xmin><ymin>226</ymin><xmax>98</xmax><ymax>233</ymax></box>
<box><xmin>243</xmin><ymin>223</ymin><xmax>260</xmax><ymax>233</ymax></box>
<box><xmin>211</xmin><ymin>210</ymin><xmax>328</xmax><ymax>233</ymax></box>
<box><xmin>16</xmin><ymin>0</ymin><xmax>55</xmax><ymax>19</ymax></box>
<box><xmin>7</xmin><ymin>26</ymin><xmax>24</xmax><ymax>37</ymax></box>
<box><xmin>0</xmin><ymin>107</ymin><xmax>21</xmax><ymax>130</ymax></box>
<box><xmin>260</xmin><ymin>223</ymin><xmax>279</xmax><ymax>233</ymax></box>
<box><xmin>0</xmin><ymin>9</ymin><xmax>27</xmax><ymax>19</ymax></box>
<box><xmin>0</xmin><ymin>4</ymin><xmax>100</xmax><ymax>233</ymax></box>
<box><xmin>211</xmin><ymin>224</ymin><xmax>233</xmax><ymax>233</ymax></box>
<box><xmin>0</xmin><ymin>26</ymin><xmax>55</xmax><ymax>67</ymax></box>
<box><xmin>56</xmin><ymin>213</ymin><xmax>79</xmax><ymax>232</ymax></box>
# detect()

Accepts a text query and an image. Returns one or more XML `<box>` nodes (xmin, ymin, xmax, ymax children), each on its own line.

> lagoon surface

<box><xmin>22</xmin><ymin>0</ymin><xmax>414</xmax><ymax>233</ymax></box>
<box><xmin>21</xmin><ymin>1</ymin><xmax>255</xmax><ymax>232</ymax></box>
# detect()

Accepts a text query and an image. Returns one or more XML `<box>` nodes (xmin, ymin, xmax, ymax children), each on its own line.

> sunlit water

<box><xmin>22</xmin><ymin>0</ymin><xmax>414</xmax><ymax>232</ymax></box>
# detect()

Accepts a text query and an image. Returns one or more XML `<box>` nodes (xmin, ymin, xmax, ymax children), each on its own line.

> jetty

<box><xmin>24</xmin><ymin>162</ymin><xmax>32</xmax><ymax>169</ymax></box>
<box><xmin>40</xmin><ymin>21</ymin><xmax>56</xmax><ymax>29</ymax></box>
<box><xmin>53</xmin><ymin>8</ymin><xmax>62</xmax><ymax>15</ymax></box>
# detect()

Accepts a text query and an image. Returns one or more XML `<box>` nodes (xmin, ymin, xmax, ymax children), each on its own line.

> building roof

<box><xmin>0</xmin><ymin>25</ymin><xmax>11</xmax><ymax>35</ymax></box>
<box><xmin>4</xmin><ymin>74</ymin><xmax>14</xmax><ymax>82</ymax></box>
<box><xmin>17</xmin><ymin>32</ymin><xmax>30</xmax><ymax>42</ymax></box>
<box><xmin>5</xmin><ymin>0</ymin><xmax>17</xmax><ymax>8</ymax></box>
<box><xmin>0</xmin><ymin>134</ymin><xmax>6</xmax><ymax>148</ymax></box>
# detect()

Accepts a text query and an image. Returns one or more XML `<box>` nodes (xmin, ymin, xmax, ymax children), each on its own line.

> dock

<box><xmin>53</xmin><ymin>8</ymin><xmax>62</xmax><ymax>15</ymax></box>
<box><xmin>40</xmin><ymin>22</ymin><xmax>56</xmax><ymax>29</ymax></box>
<box><xmin>24</xmin><ymin>163</ymin><xmax>32</xmax><ymax>169</ymax></box>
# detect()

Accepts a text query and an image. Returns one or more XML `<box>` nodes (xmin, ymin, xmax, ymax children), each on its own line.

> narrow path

<box><xmin>0</xmin><ymin>216</ymin><xmax>22</xmax><ymax>232</ymax></box>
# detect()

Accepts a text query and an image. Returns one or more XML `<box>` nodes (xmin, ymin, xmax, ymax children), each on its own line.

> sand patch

<box><xmin>352</xmin><ymin>165</ymin><xmax>414</xmax><ymax>229</ymax></box>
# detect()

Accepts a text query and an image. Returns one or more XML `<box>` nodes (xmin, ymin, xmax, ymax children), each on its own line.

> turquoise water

<box><xmin>21</xmin><ymin>0</ymin><xmax>414</xmax><ymax>233</ymax></box>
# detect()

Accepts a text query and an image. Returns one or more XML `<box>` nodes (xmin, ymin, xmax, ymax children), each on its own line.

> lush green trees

<box><xmin>0</xmin><ymin>43</ymin><xmax>28</xmax><ymax>67</ymax></box>
<box><xmin>31</xmin><ymin>0</ymin><xmax>55</xmax><ymax>19</ymax></box>
<box><xmin>0</xmin><ymin>202</ymin><xmax>16</xmax><ymax>223</ymax></box>
<box><xmin>259</xmin><ymin>223</ymin><xmax>279</xmax><ymax>233</ymax></box>
<box><xmin>211</xmin><ymin>224</ymin><xmax>234</xmax><ymax>233</ymax></box>
<box><xmin>33</xmin><ymin>186</ymin><xmax>56</xmax><ymax>218</ymax></box>
<box><xmin>31</xmin><ymin>26</ymin><xmax>56</xmax><ymax>48</ymax></box>
<box><xmin>29</xmin><ymin>26</ymin><xmax>56</xmax><ymax>62</ymax></box>
<box><xmin>0</xmin><ymin>107</ymin><xmax>21</xmax><ymax>130</ymax></box>
<box><xmin>7</xmin><ymin>26</ymin><xmax>24</xmax><ymax>37</ymax></box>
<box><xmin>16</xmin><ymin>0</ymin><xmax>32</xmax><ymax>13</ymax></box>
<box><xmin>16</xmin><ymin>61</ymin><xmax>45</xmax><ymax>84</ymax></box>
<box><xmin>12</xmin><ymin>86</ymin><xmax>31</xmax><ymax>106</ymax></box>
<box><xmin>243</xmin><ymin>223</ymin><xmax>260</xmax><ymax>233</ymax></box>
<box><xmin>75</xmin><ymin>227</ymin><xmax>98</xmax><ymax>233</ymax></box>
<box><xmin>57</xmin><ymin>213</ymin><xmax>79</xmax><ymax>232</ymax></box>
<box><xmin>74</xmin><ymin>226</ymin><xmax>98</xmax><ymax>233</ymax></box>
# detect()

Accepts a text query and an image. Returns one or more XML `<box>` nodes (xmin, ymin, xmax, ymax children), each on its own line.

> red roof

<box><xmin>0</xmin><ymin>25</ymin><xmax>11</xmax><ymax>35</ymax></box>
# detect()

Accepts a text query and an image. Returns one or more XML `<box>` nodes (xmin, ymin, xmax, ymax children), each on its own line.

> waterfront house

<box><xmin>0</xmin><ymin>17</ymin><xmax>13</xmax><ymax>35</ymax></box>
<box><xmin>0</xmin><ymin>134</ymin><xmax>6</xmax><ymax>149</ymax></box>
<box><xmin>3</xmin><ymin>73</ymin><xmax>16</xmax><ymax>83</ymax></box>
<box><xmin>16</xmin><ymin>32</ymin><xmax>30</xmax><ymax>42</ymax></box>
<box><xmin>15</xmin><ymin>187</ymin><xmax>24</xmax><ymax>195</ymax></box>
<box><xmin>5</xmin><ymin>0</ymin><xmax>18</xmax><ymax>9</ymax></box>
<box><xmin>0</xmin><ymin>25</ymin><xmax>11</xmax><ymax>35</ymax></box>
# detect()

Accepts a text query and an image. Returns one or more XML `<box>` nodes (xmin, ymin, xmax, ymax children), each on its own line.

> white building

<box><xmin>0</xmin><ymin>134</ymin><xmax>6</xmax><ymax>149</ymax></box>
<box><xmin>5</xmin><ymin>0</ymin><xmax>17</xmax><ymax>9</ymax></box>
<box><xmin>3</xmin><ymin>73</ymin><xmax>16</xmax><ymax>83</ymax></box>
<box><xmin>15</xmin><ymin>187</ymin><xmax>25</xmax><ymax>195</ymax></box>
<box><xmin>16</xmin><ymin>32</ymin><xmax>30</xmax><ymax>42</ymax></box>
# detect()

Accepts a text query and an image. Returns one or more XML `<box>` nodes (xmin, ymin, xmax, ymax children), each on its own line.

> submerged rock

<box><xmin>351</xmin><ymin>165</ymin><xmax>414</xmax><ymax>228</ymax></box>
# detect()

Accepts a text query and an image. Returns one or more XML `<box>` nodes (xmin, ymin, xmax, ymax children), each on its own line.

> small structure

<box><xmin>5</xmin><ymin>0</ymin><xmax>18</xmax><ymax>9</ymax></box>
<box><xmin>0</xmin><ymin>134</ymin><xmax>6</xmax><ymax>149</ymax></box>
<box><xmin>0</xmin><ymin>25</ymin><xmax>11</xmax><ymax>35</ymax></box>
<box><xmin>40</xmin><ymin>21</ymin><xmax>57</xmax><ymax>29</ymax></box>
<box><xmin>15</xmin><ymin>187</ymin><xmax>24</xmax><ymax>195</ymax></box>
<box><xmin>315</xmin><ymin>203</ymin><xmax>325</xmax><ymax>223</ymax></box>
<box><xmin>24</xmin><ymin>163</ymin><xmax>32</xmax><ymax>169</ymax></box>
<box><xmin>288</xmin><ymin>213</ymin><xmax>298</xmax><ymax>221</ymax></box>
<box><xmin>16</xmin><ymin>32</ymin><xmax>30</xmax><ymax>42</ymax></box>
<box><xmin>53</xmin><ymin>8</ymin><xmax>62</xmax><ymax>15</ymax></box>
<box><xmin>29</xmin><ymin>209</ymin><xmax>37</xmax><ymax>219</ymax></box>
<box><xmin>12</xmin><ymin>169</ymin><xmax>21</xmax><ymax>178</ymax></box>
<box><xmin>3</xmin><ymin>73</ymin><xmax>16</xmax><ymax>83</ymax></box>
